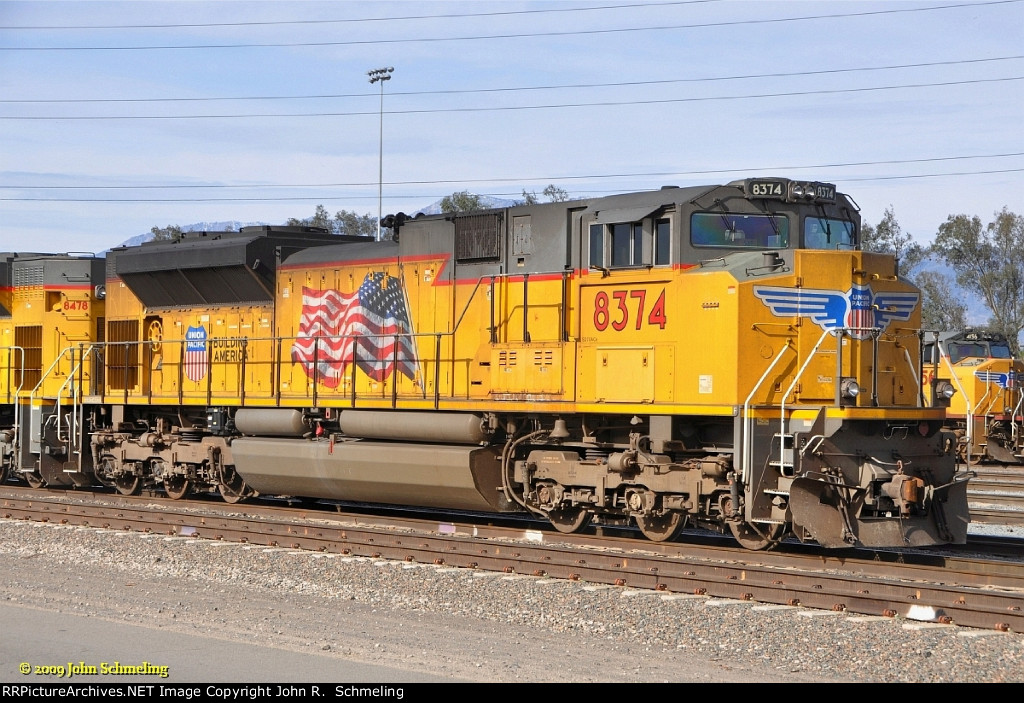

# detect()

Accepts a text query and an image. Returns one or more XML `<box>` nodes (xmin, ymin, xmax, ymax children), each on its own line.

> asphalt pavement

<box><xmin>0</xmin><ymin>602</ymin><xmax>459</xmax><ymax>685</ymax></box>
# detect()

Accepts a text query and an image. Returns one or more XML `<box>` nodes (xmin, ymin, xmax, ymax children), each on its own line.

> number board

<box><xmin>745</xmin><ymin>179</ymin><xmax>787</xmax><ymax>200</ymax></box>
<box><xmin>745</xmin><ymin>179</ymin><xmax>837</xmax><ymax>203</ymax></box>
<box><xmin>812</xmin><ymin>183</ymin><xmax>837</xmax><ymax>202</ymax></box>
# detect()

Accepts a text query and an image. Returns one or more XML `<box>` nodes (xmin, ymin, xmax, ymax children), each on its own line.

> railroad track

<box><xmin>967</xmin><ymin>463</ymin><xmax>1024</xmax><ymax>526</ymax></box>
<box><xmin>1</xmin><ymin>486</ymin><xmax>1022</xmax><ymax>633</ymax></box>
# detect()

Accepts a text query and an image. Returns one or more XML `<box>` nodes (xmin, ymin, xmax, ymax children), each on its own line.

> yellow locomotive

<box><xmin>0</xmin><ymin>251</ymin><xmax>105</xmax><ymax>486</ymax></box>
<box><xmin>923</xmin><ymin>329</ymin><xmax>1023</xmax><ymax>464</ymax></box>
<box><xmin>3</xmin><ymin>179</ymin><xmax>974</xmax><ymax>550</ymax></box>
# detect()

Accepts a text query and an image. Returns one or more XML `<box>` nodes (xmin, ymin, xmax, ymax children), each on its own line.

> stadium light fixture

<box><xmin>368</xmin><ymin>67</ymin><xmax>394</xmax><ymax>241</ymax></box>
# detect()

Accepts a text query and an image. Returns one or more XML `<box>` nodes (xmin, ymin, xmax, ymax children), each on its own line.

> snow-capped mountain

<box><xmin>117</xmin><ymin>221</ymin><xmax>266</xmax><ymax>248</ymax></box>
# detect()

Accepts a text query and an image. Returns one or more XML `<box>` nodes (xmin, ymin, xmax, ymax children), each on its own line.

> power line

<box><xmin>3</xmin><ymin>76</ymin><xmax>1019</xmax><ymax>120</ymax></box>
<box><xmin>3</xmin><ymin>163</ymin><xmax>1022</xmax><ymax>203</ymax></box>
<box><xmin>3</xmin><ymin>152</ymin><xmax>1021</xmax><ymax>191</ymax></box>
<box><xmin>2</xmin><ymin>2</ymin><xmax>715</xmax><ymax>30</ymax></box>
<box><xmin>7</xmin><ymin>168</ymin><xmax>1024</xmax><ymax>203</ymax></box>
<box><xmin>2</xmin><ymin>56</ymin><xmax>1020</xmax><ymax>105</ymax></box>
<box><xmin>2</xmin><ymin>1</ymin><xmax>1018</xmax><ymax>51</ymax></box>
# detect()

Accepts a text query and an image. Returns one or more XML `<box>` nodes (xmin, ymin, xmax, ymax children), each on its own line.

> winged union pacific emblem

<box><xmin>753</xmin><ymin>283</ymin><xmax>919</xmax><ymax>340</ymax></box>
<box><xmin>975</xmin><ymin>370</ymin><xmax>1018</xmax><ymax>389</ymax></box>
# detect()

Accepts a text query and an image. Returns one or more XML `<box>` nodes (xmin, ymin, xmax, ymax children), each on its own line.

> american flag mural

<box><xmin>184</xmin><ymin>325</ymin><xmax>208</xmax><ymax>383</ymax></box>
<box><xmin>290</xmin><ymin>272</ymin><xmax>418</xmax><ymax>387</ymax></box>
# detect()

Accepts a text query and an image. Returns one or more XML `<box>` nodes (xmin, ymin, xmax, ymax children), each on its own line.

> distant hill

<box><xmin>115</xmin><ymin>197</ymin><xmax>525</xmax><ymax>249</ymax></box>
<box><xmin>116</xmin><ymin>221</ymin><xmax>266</xmax><ymax>249</ymax></box>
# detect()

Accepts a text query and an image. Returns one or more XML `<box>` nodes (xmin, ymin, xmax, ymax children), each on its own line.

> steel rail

<box><xmin>1</xmin><ymin>487</ymin><xmax>1022</xmax><ymax>633</ymax></box>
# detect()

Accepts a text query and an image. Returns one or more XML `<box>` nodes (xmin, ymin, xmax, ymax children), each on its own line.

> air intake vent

<box><xmin>455</xmin><ymin>213</ymin><xmax>502</xmax><ymax>263</ymax></box>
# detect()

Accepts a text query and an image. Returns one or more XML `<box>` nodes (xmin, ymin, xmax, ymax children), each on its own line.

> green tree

<box><xmin>861</xmin><ymin>206</ymin><xmax>926</xmax><ymax>276</ymax></box>
<box><xmin>150</xmin><ymin>225</ymin><xmax>183</xmax><ymax>242</ymax></box>
<box><xmin>288</xmin><ymin>206</ymin><xmax>376</xmax><ymax>237</ymax></box>
<box><xmin>860</xmin><ymin>206</ymin><xmax>958</xmax><ymax>331</ymax></box>
<box><xmin>915</xmin><ymin>270</ymin><xmax>967</xmax><ymax>331</ymax></box>
<box><xmin>288</xmin><ymin>204</ymin><xmax>331</xmax><ymax>231</ymax></box>
<box><xmin>932</xmin><ymin>207</ymin><xmax>1024</xmax><ymax>356</ymax></box>
<box><xmin>440</xmin><ymin>191</ymin><xmax>483</xmax><ymax>214</ymax></box>
<box><xmin>542</xmin><ymin>184</ymin><xmax>569</xmax><ymax>202</ymax></box>
<box><xmin>521</xmin><ymin>184</ymin><xmax>570</xmax><ymax>205</ymax></box>
<box><xmin>333</xmin><ymin>210</ymin><xmax>377</xmax><ymax>238</ymax></box>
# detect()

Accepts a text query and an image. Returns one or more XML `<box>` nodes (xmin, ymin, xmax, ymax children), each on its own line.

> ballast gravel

<box><xmin>0</xmin><ymin>519</ymin><xmax>1021</xmax><ymax>684</ymax></box>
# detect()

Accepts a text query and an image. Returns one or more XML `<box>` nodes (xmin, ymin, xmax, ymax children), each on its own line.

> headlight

<box><xmin>934</xmin><ymin>380</ymin><xmax>956</xmax><ymax>400</ymax></box>
<box><xmin>840</xmin><ymin>377</ymin><xmax>860</xmax><ymax>400</ymax></box>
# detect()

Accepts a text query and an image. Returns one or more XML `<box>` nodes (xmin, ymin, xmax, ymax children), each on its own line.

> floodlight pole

<box><xmin>367</xmin><ymin>67</ymin><xmax>393</xmax><ymax>241</ymax></box>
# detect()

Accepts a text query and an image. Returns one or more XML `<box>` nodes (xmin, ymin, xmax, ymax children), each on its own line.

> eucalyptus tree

<box><xmin>932</xmin><ymin>207</ymin><xmax>1024</xmax><ymax>356</ymax></box>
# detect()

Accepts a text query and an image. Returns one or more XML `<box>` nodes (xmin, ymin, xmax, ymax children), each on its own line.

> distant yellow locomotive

<box><xmin>923</xmin><ymin>329</ymin><xmax>1023</xmax><ymax>464</ymax></box>
<box><xmin>0</xmin><ymin>251</ymin><xmax>105</xmax><ymax>486</ymax></box>
<box><xmin>2</xmin><ymin>178</ymin><xmax>974</xmax><ymax>550</ymax></box>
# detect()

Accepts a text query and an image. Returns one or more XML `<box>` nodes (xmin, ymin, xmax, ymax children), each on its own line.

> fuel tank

<box><xmin>337</xmin><ymin>410</ymin><xmax>491</xmax><ymax>444</ymax></box>
<box><xmin>230</xmin><ymin>436</ymin><xmax>511</xmax><ymax>513</ymax></box>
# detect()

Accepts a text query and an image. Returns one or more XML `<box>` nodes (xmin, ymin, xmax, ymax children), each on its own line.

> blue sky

<box><xmin>1</xmin><ymin>0</ymin><xmax>1022</xmax><ymax>254</ymax></box>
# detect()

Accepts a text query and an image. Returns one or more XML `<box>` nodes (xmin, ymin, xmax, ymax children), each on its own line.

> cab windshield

<box><xmin>947</xmin><ymin>341</ymin><xmax>1012</xmax><ymax>363</ymax></box>
<box><xmin>804</xmin><ymin>217</ymin><xmax>856</xmax><ymax>249</ymax></box>
<box><xmin>990</xmin><ymin>343</ymin><xmax>1012</xmax><ymax>359</ymax></box>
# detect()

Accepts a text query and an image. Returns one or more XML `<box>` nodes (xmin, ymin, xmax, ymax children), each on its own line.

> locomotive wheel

<box><xmin>0</xmin><ymin>461</ymin><xmax>8</xmax><ymax>484</ymax></box>
<box><xmin>635</xmin><ymin>512</ymin><xmax>684</xmax><ymax>542</ymax></box>
<box><xmin>94</xmin><ymin>455</ymin><xmax>119</xmax><ymax>489</ymax></box>
<box><xmin>24</xmin><ymin>471</ymin><xmax>46</xmax><ymax>489</ymax></box>
<box><xmin>728</xmin><ymin>520</ymin><xmax>785</xmax><ymax>551</ymax></box>
<box><xmin>164</xmin><ymin>476</ymin><xmax>191</xmax><ymax>500</ymax></box>
<box><xmin>114</xmin><ymin>475</ymin><xmax>141</xmax><ymax>496</ymax></box>
<box><xmin>218</xmin><ymin>466</ymin><xmax>251</xmax><ymax>504</ymax></box>
<box><xmin>547</xmin><ymin>506</ymin><xmax>592</xmax><ymax>534</ymax></box>
<box><xmin>94</xmin><ymin>473</ymin><xmax>115</xmax><ymax>489</ymax></box>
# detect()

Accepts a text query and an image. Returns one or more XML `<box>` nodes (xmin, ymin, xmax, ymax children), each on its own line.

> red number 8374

<box><xmin>592</xmin><ymin>288</ymin><xmax>666</xmax><ymax>332</ymax></box>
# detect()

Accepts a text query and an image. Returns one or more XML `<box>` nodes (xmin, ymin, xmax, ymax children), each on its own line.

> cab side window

<box><xmin>655</xmin><ymin>218</ymin><xmax>670</xmax><ymax>266</ymax></box>
<box><xmin>589</xmin><ymin>216</ymin><xmax>672</xmax><ymax>269</ymax></box>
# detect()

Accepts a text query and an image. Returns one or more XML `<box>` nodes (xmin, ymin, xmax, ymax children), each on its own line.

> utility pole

<box><xmin>367</xmin><ymin>67</ymin><xmax>394</xmax><ymax>241</ymax></box>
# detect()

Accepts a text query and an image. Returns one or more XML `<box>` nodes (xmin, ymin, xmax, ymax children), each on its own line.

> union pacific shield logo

<box><xmin>753</xmin><ymin>283</ymin><xmax>918</xmax><ymax>340</ymax></box>
<box><xmin>846</xmin><ymin>286</ymin><xmax>875</xmax><ymax>332</ymax></box>
<box><xmin>184</xmin><ymin>325</ymin><xmax>208</xmax><ymax>382</ymax></box>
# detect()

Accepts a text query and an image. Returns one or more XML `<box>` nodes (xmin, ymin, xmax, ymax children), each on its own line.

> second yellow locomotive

<box><xmin>924</xmin><ymin>329</ymin><xmax>1023</xmax><ymax>464</ymax></box>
